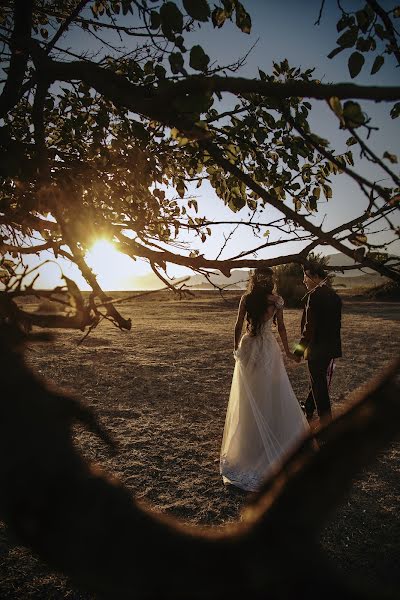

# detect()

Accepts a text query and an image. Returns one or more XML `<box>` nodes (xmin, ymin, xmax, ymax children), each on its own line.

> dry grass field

<box><xmin>1</xmin><ymin>291</ymin><xmax>399</xmax><ymax>598</ymax></box>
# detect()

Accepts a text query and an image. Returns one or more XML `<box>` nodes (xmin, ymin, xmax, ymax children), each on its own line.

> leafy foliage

<box><xmin>327</xmin><ymin>1</ymin><xmax>399</xmax><ymax>85</ymax></box>
<box><xmin>274</xmin><ymin>254</ymin><xmax>333</xmax><ymax>308</ymax></box>
<box><xmin>0</xmin><ymin>0</ymin><xmax>399</xmax><ymax>331</ymax></box>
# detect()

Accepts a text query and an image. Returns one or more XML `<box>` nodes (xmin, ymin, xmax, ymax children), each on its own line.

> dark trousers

<box><xmin>304</xmin><ymin>356</ymin><xmax>334</xmax><ymax>419</ymax></box>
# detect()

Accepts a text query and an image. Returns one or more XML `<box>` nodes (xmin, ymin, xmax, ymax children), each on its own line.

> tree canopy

<box><xmin>0</xmin><ymin>0</ymin><xmax>399</xmax><ymax>330</ymax></box>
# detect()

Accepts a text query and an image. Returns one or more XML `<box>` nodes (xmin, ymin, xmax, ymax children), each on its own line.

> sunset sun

<box><xmin>85</xmin><ymin>239</ymin><xmax>147</xmax><ymax>290</ymax></box>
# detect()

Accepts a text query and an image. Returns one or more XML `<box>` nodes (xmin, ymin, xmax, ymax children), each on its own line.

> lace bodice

<box><xmin>260</xmin><ymin>295</ymin><xmax>284</xmax><ymax>325</ymax></box>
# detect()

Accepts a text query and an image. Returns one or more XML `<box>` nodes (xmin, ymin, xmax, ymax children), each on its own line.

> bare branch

<box><xmin>46</xmin><ymin>1</ymin><xmax>92</xmax><ymax>55</ymax></box>
<box><xmin>0</xmin><ymin>0</ymin><xmax>33</xmax><ymax>117</ymax></box>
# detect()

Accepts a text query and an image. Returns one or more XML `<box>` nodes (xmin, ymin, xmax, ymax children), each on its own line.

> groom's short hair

<box><xmin>303</xmin><ymin>262</ymin><xmax>327</xmax><ymax>279</ymax></box>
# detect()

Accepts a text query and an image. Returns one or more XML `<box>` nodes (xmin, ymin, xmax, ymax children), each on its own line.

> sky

<box><xmin>4</xmin><ymin>0</ymin><xmax>399</xmax><ymax>290</ymax></box>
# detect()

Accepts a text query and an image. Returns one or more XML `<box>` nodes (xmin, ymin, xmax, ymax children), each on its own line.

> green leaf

<box><xmin>174</xmin><ymin>35</ymin><xmax>186</xmax><ymax>52</ymax></box>
<box><xmin>322</xmin><ymin>185</ymin><xmax>332</xmax><ymax>200</ymax></box>
<box><xmin>150</xmin><ymin>10</ymin><xmax>161</xmax><ymax>30</ymax></box>
<box><xmin>143</xmin><ymin>60</ymin><xmax>154</xmax><ymax>75</ymax></box>
<box><xmin>337</xmin><ymin>27</ymin><xmax>358</xmax><ymax>48</ymax></box>
<box><xmin>374</xmin><ymin>23</ymin><xmax>386</xmax><ymax>40</ymax></box>
<box><xmin>64</xmin><ymin>275</ymin><xmax>84</xmax><ymax>312</ymax></box>
<box><xmin>336</xmin><ymin>15</ymin><xmax>351</xmax><ymax>32</ymax></box>
<box><xmin>344</xmin><ymin>150</ymin><xmax>354</xmax><ymax>166</ymax></box>
<box><xmin>348</xmin><ymin>51</ymin><xmax>365</xmax><ymax>78</ymax></box>
<box><xmin>371</xmin><ymin>55</ymin><xmax>384</xmax><ymax>75</ymax></box>
<box><xmin>189</xmin><ymin>45</ymin><xmax>210</xmax><ymax>71</ymax></box>
<box><xmin>168</xmin><ymin>52</ymin><xmax>184</xmax><ymax>74</ymax></box>
<box><xmin>356</xmin><ymin>36</ymin><xmax>372</xmax><ymax>52</ymax></box>
<box><xmin>328</xmin><ymin>96</ymin><xmax>343</xmax><ymax>118</ymax></box>
<box><xmin>258</xmin><ymin>68</ymin><xmax>267</xmax><ymax>80</ymax></box>
<box><xmin>211</xmin><ymin>7</ymin><xmax>226</xmax><ymax>28</ymax></box>
<box><xmin>390</xmin><ymin>102</ymin><xmax>400</xmax><ymax>119</ymax></box>
<box><xmin>254</xmin><ymin>129</ymin><xmax>266</xmax><ymax>144</ymax></box>
<box><xmin>342</xmin><ymin>101</ymin><xmax>366</xmax><ymax>128</ymax></box>
<box><xmin>183</xmin><ymin>0</ymin><xmax>210</xmax><ymax>22</ymax></box>
<box><xmin>383</xmin><ymin>151</ymin><xmax>398</xmax><ymax>164</ymax></box>
<box><xmin>235</xmin><ymin>1</ymin><xmax>251</xmax><ymax>34</ymax></box>
<box><xmin>228</xmin><ymin>194</ymin><xmax>246</xmax><ymax>212</ymax></box>
<box><xmin>327</xmin><ymin>46</ymin><xmax>345</xmax><ymax>59</ymax></box>
<box><xmin>356</xmin><ymin>9</ymin><xmax>371</xmax><ymax>33</ymax></box>
<box><xmin>346</xmin><ymin>136</ymin><xmax>357</xmax><ymax>146</ymax></box>
<box><xmin>188</xmin><ymin>198</ymin><xmax>198</xmax><ymax>211</ymax></box>
<box><xmin>154</xmin><ymin>64</ymin><xmax>166</xmax><ymax>79</ymax></box>
<box><xmin>176</xmin><ymin>179</ymin><xmax>185</xmax><ymax>198</ymax></box>
<box><xmin>349</xmin><ymin>233</ymin><xmax>367</xmax><ymax>246</ymax></box>
<box><xmin>160</xmin><ymin>2</ymin><xmax>183</xmax><ymax>33</ymax></box>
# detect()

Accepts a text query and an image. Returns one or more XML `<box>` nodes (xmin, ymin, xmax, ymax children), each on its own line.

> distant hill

<box><xmin>326</xmin><ymin>251</ymin><xmax>397</xmax><ymax>277</ymax></box>
<box><xmin>188</xmin><ymin>269</ymin><xmax>250</xmax><ymax>290</ymax></box>
<box><xmin>128</xmin><ymin>269</ymin><xmax>250</xmax><ymax>290</ymax></box>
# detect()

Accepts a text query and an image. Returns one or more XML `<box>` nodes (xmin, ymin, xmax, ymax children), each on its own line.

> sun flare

<box><xmin>85</xmin><ymin>239</ymin><xmax>147</xmax><ymax>290</ymax></box>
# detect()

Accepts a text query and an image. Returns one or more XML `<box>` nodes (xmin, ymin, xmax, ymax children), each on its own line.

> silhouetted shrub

<box><xmin>275</xmin><ymin>253</ymin><xmax>332</xmax><ymax>307</ymax></box>
<box><xmin>366</xmin><ymin>280</ymin><xmax>400</xmax><ymax>301</ymax></box>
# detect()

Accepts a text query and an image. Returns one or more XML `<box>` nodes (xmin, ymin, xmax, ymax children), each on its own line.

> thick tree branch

<box><xmin>0</xmin><ymin>0</ymin><xmax>33</xmax><ymax>117</ymax></box>
<box><xmin>116</xmin><ymin>234</ymin><xmax>307</xmax><ymax>277</ymax></box>
<box><xmin>0</xmin><ymin>240</ymin><xmax>61</xmax><ymax>255</ymax></box>
<box><xmin>169</xmin><ymin>76</ymin><xmax>400</xmax><ymax>102</ymax></box>
<box><xmin>42</xmin><ymin>60</ymin><xmax>400</xmax><ymax>128</ymax></box>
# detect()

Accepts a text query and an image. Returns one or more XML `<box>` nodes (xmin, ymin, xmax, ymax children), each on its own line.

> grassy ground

<box><xmin>1</xmin><ymin>291</ymin><xmax>399</xmax><ymax>598</ymax></box>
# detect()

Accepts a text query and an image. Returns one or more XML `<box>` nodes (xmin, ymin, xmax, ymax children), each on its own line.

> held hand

<box><xmin>287</xmin><ymin>351</ymin><xmax>301</xmax><ymax>363</ymax></box>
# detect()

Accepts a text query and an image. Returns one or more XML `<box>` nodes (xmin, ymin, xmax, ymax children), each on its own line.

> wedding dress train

<box><xmin>220</xmin><ymin>314</ymin><xmax>308</xmax><ymax>492</ymax></box>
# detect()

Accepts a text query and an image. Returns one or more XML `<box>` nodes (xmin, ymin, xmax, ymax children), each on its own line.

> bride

<box><xmin>220</xmin><ymin>267</ymin><xmax>308</xmax><ymax>492</ymax></box>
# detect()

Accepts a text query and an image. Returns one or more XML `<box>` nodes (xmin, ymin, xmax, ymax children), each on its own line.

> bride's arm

<box><xmin>275</xmin><ymin>306</ymin><xmax>293</xmax><ymax>358</ymax></box>
<box><xmin>234</xmin><ymin>295</ymin><xmax>247</xmax><ymax>351</ymax></box>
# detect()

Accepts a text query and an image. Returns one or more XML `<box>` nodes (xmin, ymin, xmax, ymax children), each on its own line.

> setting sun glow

<box><xmin>85</xmin><ymin>240</ymin><xmax>146</xmax><ymax>290</ymax></box>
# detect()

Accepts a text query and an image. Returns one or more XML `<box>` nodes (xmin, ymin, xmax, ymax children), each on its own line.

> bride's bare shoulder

<box><xmin>267</xmin><ymin>293</ymin><xmax>284</xmax><ymax>307</ymax></box>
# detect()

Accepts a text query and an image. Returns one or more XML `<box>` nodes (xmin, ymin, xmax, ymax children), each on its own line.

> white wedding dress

<box><xmin>220</xmin><ymin>302</ymin><xmax>308</xmax><ymax>492</ymax></box>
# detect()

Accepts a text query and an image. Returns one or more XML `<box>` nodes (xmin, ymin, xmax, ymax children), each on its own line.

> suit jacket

<box><xmin>295</xmin><ymin>285</ymin><xmax>342</xmax><ymax>361</ymax></box>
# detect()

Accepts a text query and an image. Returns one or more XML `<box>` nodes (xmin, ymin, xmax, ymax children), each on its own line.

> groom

<box><xmin>294</xmin><ymin>263</ymin><xmax>342</xmax><ymax>421</ymax></box>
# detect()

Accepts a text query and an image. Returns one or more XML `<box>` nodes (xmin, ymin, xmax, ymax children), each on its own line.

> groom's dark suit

<box><xmin>294</xmin><ymin>284</ymin><xmax>342</xmax><ymax>419</ymax></box>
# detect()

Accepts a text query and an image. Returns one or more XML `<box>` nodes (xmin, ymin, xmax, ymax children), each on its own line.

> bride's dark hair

<box><xmin>245</xmin><ymin>267</ymin><xmax>275</xmax><ymax>336</ymax></box>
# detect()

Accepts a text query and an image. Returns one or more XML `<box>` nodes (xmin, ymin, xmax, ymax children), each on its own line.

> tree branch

<box><xmin>0</xmin><ymin>0</ymin><xmax>33</xmax><ymax>117</ymax></box>
<box><xmin>366</xmin><ymin>0</ymin><xmax>400</xmax><ymax>66</ymax></box>
<box><xmin>46</xmin><ymin>0</ymin><xmax>91</xmax><ymax>56</ymax></box>
<box><xmin>42</xmin><ymin>59</ymin><xmax>400</xmax><ymax>130</ymax></box>
<box><xmin>203</xmin><ymin>141</ymin><xmax>400</xmax><ymax>282</ymax></box>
